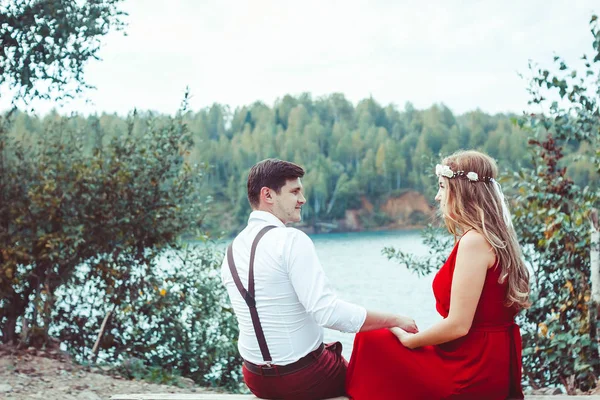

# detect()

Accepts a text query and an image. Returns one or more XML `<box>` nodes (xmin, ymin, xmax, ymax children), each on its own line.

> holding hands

<box><xmin>395</xmin><ymin>315</ymin><xmax>418</xmax><ymax>334</ymax></box>
<box><xmin>390</xmin><ymin>327</ymin><xmax>417</xmax><ymax>349</ymax></box>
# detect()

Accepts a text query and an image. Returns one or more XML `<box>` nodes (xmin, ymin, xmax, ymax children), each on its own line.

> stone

<box><xmin>178</xmin><ymin>377</ymin><xmax>195</xmax><ymax>388</ymax></box>
<box><xmin>0</xmin><ymin>384</ymin><xmax>12</xmax><ymax>393</ymax></box>
<box><xmin>77</xmin><ymin>391</ymin><xmax>103</xmax><ymax>400</ymax></box>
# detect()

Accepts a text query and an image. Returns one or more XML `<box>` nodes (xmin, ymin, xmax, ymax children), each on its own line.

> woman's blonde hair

<box><xmin>440</xmin><ymin>150</ymin><xmax>530</xmax><ymax>309</ymax></box>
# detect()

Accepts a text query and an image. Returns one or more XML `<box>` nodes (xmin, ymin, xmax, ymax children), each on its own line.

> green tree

<box><xmin>0</xmin><ymin>0</ymin><xmax>126</xmax><ymax>102</ymax></box>
<box><xmin>0</xmin><ymin>100</ymin><xmax>204</xmax><ymax>344</ymax></box>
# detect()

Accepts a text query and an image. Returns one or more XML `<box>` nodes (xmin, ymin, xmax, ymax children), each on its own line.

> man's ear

<box><xmin>260</xmin><ymin>186</ymin><xmax>274</xmax><ymax>204</ymax></box>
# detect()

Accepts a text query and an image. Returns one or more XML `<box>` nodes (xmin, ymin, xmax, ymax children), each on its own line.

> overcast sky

<box><xmin>2</xmin><ymin>0</ymin><xmax>598</xmax><ymax>116</ymax></box>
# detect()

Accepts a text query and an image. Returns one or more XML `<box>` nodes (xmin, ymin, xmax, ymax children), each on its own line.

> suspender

<box><xmin>227</xmin><ymin>225</ymin><xmax>276</xmax><ymax>363</ymax></box>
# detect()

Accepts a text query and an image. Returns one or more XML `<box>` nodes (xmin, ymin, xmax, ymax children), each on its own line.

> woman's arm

<box><xmin>392</xmin><ymin>232</ymin><xmax>494</xmax><ymax>349</ymax></box>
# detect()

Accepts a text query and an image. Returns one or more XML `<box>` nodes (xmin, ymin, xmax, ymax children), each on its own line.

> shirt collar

<box><xmin>248</xmin><ymin>210</ymin><xmax>286</xmax><ymax>228</ymax></box>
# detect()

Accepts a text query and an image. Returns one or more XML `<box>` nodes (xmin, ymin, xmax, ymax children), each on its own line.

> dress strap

<box><xmin>227</xmin><ymin>225</ymin><xmax>277</xmax><ymax>363</ymax></box>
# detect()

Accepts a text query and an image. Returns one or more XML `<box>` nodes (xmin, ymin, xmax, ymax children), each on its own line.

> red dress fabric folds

<box><xmin>346</xmin><ymin>241</ymin><xmax>524</xmax><ymax>400</ymax></box>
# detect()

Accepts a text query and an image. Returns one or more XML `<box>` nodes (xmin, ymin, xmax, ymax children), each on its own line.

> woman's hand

<box><xmin>390</xmin><ymin>327</ymin><xmax>417</xmax><ymax>349</ymax></box>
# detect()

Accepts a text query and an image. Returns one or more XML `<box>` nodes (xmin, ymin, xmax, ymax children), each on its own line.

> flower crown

<box><xmin>435</xmin><ymin>164</ymin><xmax>493</xmax><ymax>183</ymax></box>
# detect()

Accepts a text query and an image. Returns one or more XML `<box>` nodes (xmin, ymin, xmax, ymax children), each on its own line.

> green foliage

<box><xmin>115</xmin><ymin>356</ymin><xmax>182</xmax><ymax>386</ymax></box>
<box><xmin>0</xmin><ymin>98</ymin><xmax>203</xmax><ymax>341</ymax></box>
<box><xmin>358</xmin><ymin>211</ymin><xmax>393</xmax><ymax>230</ymax></box>
<box><xmin>0</xmin><ymin>1</ymin><xmax>242</xmax><ymax>390</ymax></box>
<box><xmin>383</xmin><ymin>223</ymin><xmax>453</xmax><ymax>277</ymax></box>
<box><xmin>407</xmin><ymin>210</ymin><xmax>429</xmax><ymax>226</ymax></box>
<box><xmin>0</xmin><ymin>100</ymin><xmax>243</xmax><ymax>388</ymax></box>
<box><xmin>0</xmin><ymin>0</ymin><xmax>126</xmax><ymax>102</ymax></box>
<box><xmin>7</xmin><ymin>99</ymin><xmax>574</xmax><ymax>235</ymax></box>
<box><xmin>55</xmin><ymin>244</ymin><xmax>243</xmax><ymax>390</ymax></box>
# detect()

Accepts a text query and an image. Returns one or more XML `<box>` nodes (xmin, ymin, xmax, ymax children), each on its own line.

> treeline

<box><xmin>8</xmin><ymin>94</ymin><xmax>596</xmax><ymax>233</ymax></box>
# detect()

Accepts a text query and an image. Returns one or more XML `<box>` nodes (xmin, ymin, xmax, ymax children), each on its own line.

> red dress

<box><xmin>346</xmin><ymin>240</ymin><xmax>524</xmax><ymax>400</ymax></box>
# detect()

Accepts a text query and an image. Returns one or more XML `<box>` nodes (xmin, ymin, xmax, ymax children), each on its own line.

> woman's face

<box><xmin>435</xmin><ymin>176</ymin><xmax>447</xmax><ymax>211</ymax></box>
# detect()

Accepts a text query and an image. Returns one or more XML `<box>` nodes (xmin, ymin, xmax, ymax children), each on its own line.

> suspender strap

<box><xmin>227</xmin><ymin>225</ymin><xmax>276</xmax><ymax>363</ymax></box>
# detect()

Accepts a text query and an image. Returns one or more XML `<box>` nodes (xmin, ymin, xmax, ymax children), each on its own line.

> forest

<box><xmin>6</xmin><ymin>95</ymin><xmax>595</xmax><ymax>235</ymax></box>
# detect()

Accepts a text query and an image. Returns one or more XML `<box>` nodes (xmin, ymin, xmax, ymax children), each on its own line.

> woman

<box><xmin>346</xmin><ymin>150</ymin><xmax>530</xmax><ymax>400</ymax></box>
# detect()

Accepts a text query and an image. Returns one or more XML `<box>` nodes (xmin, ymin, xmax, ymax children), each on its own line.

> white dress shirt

<box><xmin>221</xmin><ymin>210</ymin><xmax>367</xmax><ymax>365</ymax></box>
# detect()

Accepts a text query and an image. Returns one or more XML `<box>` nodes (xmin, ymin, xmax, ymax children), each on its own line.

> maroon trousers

<box><xmin>242</xmin><ymin>342</ymin><xmax>347</xmax><ymax>400</ymax></box>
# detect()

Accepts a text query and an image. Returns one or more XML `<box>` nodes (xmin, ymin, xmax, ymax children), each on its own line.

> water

<box><xmin>311</xmin><ymin>229</ymin><xmax>442</xmax><ymax>360</ymax></box>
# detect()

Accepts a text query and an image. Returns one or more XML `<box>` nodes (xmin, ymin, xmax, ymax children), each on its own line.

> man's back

<box><xmin>222</xmin><ymin>210</ymin><xmax>366</xmax><ymax>366</ymax></box>
<box><xmin>222</xmin><ymin>211</ymin><xmax>322</xmax><ymax>365</ymax></box>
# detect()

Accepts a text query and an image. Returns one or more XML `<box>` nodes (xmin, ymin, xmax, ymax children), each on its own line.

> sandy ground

<box><xmin>0</xmin><ymin>346</ymin><xmax>224</xmax><ymax>400</ymax></box>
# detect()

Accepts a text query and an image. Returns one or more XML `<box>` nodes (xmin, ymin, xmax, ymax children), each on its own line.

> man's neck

<box><xmin>253</xmin><ymin>208</ymin><xmax>286</xmax><ymax>225</ymax></box>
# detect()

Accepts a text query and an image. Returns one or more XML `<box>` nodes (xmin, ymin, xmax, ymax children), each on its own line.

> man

<box><xmin>222</xmin><ymin>158</ymin><xmax>417</xmax><ymax>399</ymax></box>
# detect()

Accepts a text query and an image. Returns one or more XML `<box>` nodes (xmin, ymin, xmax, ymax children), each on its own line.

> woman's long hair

<box><xmin>440</xmin><ymin>150</ymin><xmax>530</xmax><ymax>309</ymax></box>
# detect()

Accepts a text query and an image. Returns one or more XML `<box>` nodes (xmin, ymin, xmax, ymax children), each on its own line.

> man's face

<box><xmin>271</xmin><ymin>178</ymin><xmax>306</xmax><ymax>224</ymax></box>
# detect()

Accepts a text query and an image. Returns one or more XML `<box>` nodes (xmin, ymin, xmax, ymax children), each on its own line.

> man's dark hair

<box><xmin>247</xmin><ymin>159</ymin><xmax>305</xmax><ymax>208</ymax></box>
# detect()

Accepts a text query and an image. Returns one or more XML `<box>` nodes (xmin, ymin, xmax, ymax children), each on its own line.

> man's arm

<box><xmin>287</xmin><ymin>231</ymin><xmax>366</xmax><ymax>332</ymax></box>
<box><xmin>361</xmin><ymin>310</ymin><xmax>418</xmax><ymax>333</ymax></box>
<box><xmin>286</xmin><ymin>230</ymin><xmax>417</xmax><ymax>334</ymax></box>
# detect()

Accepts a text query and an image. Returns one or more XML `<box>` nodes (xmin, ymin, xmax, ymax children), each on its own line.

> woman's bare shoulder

<box><xmin>458</xmin><ymin>230</ymin><xmax>495</xmax><ymax>266</ymax></box>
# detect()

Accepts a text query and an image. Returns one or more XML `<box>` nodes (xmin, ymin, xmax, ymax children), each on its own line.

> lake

<box><xmin>311</xmin><ymin>229</ymin><xmax>443</xmax><ymax>360</ymax></box>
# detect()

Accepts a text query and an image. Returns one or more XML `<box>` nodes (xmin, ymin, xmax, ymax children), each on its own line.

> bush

<box><xmin>0</xmin><ymin>100</ymin><xmax>202</xmax><ymax>342</ymax></box>
<box><xmin>511</xmin><ymin>14</ymin><xmax>600</xmax><ymax>392</ymax></box>
<box><xmin>0</xmin><ymin>96</ymin><xmax>243</xmax><ymax>389</ymax></box>
<box><xmin>57</xmin><ymin>244</ymin><xmax>243</xmax><ymax>390</ymax></box>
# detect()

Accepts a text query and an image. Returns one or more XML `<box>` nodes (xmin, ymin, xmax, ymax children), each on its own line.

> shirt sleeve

<box><xmin>285</xmin><ymin>229</ymin><xmax>367</xmax><ymax>333</ymax></box>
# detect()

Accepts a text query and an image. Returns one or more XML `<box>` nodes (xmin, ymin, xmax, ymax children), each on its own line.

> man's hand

<box><xmin>395</xmin><ymin>315</ymin><xmax>418</xmax><ymax>333</ymax></box>
<box><xmin>360</xmin><ymin>310</ymin><xmax>419</xmax><ymax>332</ymax></box>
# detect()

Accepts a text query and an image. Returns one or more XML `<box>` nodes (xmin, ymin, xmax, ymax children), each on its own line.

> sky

<box><xmin>1</xmin><ymin>0</ymin><xmax>598</xmax><ymax>116</ymax></box>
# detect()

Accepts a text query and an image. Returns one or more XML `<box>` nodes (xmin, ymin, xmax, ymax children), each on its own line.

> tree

<box><xmin>0</xmin><ymin>0</ymin><xmax>126</xmax><ymax>103</ymax></box>
<box><xmin>0</xmin><ymin>3</ymin><xmax>246</xmax><ymax>388</ymax></box>
<box><xmin>0</xmin><ymin>98</ymin><xmax>204</xmax><ymax>345</ymax></box>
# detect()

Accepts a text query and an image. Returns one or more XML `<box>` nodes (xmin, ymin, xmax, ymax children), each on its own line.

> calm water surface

<box><xmin>312</xmin><ymin>229</ymin><xmax>442</xmax><ymax>359</ymax></box>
